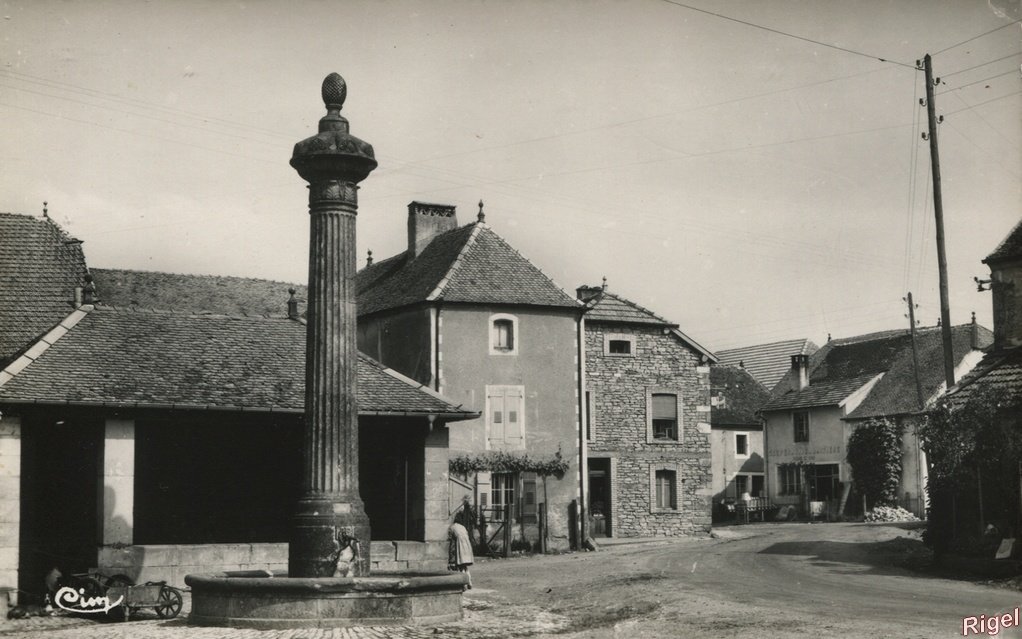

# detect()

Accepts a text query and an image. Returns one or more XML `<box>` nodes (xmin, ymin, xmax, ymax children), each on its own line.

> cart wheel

<box><xmin>155</xmin><ymin>586</ymin><xmax>182</xmax><ymax>619</ymax></box>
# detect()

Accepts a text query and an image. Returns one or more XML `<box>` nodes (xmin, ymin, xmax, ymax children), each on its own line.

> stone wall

<box><xmin>585</xmin><ymin>324</ymin><xmax>712</xmax><ymax>537</ymax></box>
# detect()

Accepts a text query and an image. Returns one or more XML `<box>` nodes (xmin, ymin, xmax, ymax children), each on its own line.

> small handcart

<box><xmin>104</xmin><ymin>581</ymin><xmax>183</xmax><ymax>621</ymax></box>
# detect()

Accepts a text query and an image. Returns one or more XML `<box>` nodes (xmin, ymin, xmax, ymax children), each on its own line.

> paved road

<box><xmin>1</xmin><ymin>523</ymin><xmax>1017</xmax><ymax>638</ymax></box>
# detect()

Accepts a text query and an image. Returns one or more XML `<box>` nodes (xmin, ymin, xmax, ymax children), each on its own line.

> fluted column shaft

<box><xmin>304</xmin><ymin>183</ymin><xmax>359</xmax><ymax>497</ymax></box>
<box><xmin>289</xmin><ymin>180</ymin><xmax>371</xmax><ymax>578</ymax></box>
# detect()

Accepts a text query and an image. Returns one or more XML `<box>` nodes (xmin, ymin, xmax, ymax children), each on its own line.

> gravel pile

<box><xmin>864</xmin><ymin>505</ymin><xmax>920</xmax><ymax>523</ymax></box>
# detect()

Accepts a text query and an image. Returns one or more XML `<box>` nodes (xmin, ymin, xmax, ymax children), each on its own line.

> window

<box><xmin>492</xmin><ymin>472</ymin><xmax>515</xmax><ymax>520</ymax></box>
<box><xmin>654</xmin><ymin>469</ymin><xmax>677</xmax><ymax>510</ymax></box>
<box><xmin>488</xmin><ymin>314</ymin><xmax>518</xmax><ymax>355</ymax></box>
<box><xmin>603</xmin><ymin>333</ymin><xmax>636</xmax><ymax>356</ymax></box>
<box><xmin>732</xmin><ymin>474</ymin><xmax>765</xmax><ymax>498</ymax></box>
<box><xmin>487</xmin><ymin>385</ymin><xmax>524</xmax><ymax>447</ymax></box>
<box><xmin>734</xmin><ymin>474</ymin><xmax>748</xmax><ymax>498</ymax></box>
<box><xmin>793</xmin><ymin>411</ymin><xmax>809</xmax><ymax>443</ymax></box>
<box><xmin>652</xmin><ymin>393</ymin><xmax>678</xmax><ymax>441</ymax></box>
<box><xmin>779</xmin><ymin>465</ymin><xmax>803</xmax><ymax>496</ymax></box>
<box><xmin>609</xmin><ymin>340</ymin><xmax>631</xmax><ymax>354</ymax></box>
<box><xmin>735</xmin><ymin>433</ymin><xmax>749</xmax><ymax>457</ymax></box>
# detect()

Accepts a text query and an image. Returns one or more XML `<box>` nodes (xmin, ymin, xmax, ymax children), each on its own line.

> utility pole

<box><xmin>921</xmin><ymin>54</ymin><xmax>956</xmax><ymax>388</ymax></box>
<box><xmin>904</xmin><ymin>292</ymin><xmax>925</xmax><ymax>409</ymax></box>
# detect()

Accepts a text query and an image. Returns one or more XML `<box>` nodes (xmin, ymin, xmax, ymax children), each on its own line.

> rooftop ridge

<box><xmin>0</xmin><ymin>304</ymin><xmax>94</xmax><ymax>387</ymax></box>
<box><xmin>427</xmin><ymin>222</ymin><xmax>484</xmax><ymax>301</ymax></box>
<box><xmin>92</xmin><ymin>266</ymin><xmax>305</xmax><ymax>287</ymax></box>
<box><xmin>603</xmin><ymin>291</ymin><xmax>676</xmax><ymax>325</ymax></box>
<box><xmin>90</xmin><ymin>304</ymin><xmax>291</xmax><ymax>321</ymax></box>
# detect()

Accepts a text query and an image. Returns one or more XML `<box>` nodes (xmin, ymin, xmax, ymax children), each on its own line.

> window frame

<box><xmin>793</xmin><ymin>410</ymin><xmax>810</xmax><ymax>443</ymax></box>
<box><xmin>734</xmin><ymin>432</ymin><xmax>750</xmax><ymax>458</ymax></box>
<box><xmin>646</xmin><ymin>388</ymin><xmax>683</xmax><ymax>444</ymax></box>
<box><xmin>488</xmin><ymin>313</ymin><xmax>519</xmax><ymax>356</ymax></box>
<box><xmin>603</xmin><ymin>333</ymin><xmax>636</xmax><ymax>357</ymax></box>
<box><xmin>649</xmin><ymin>464</ymin><xmax>680</xmax><ymax>512</ymax></box>
<box><xmin>491</xmin><ymin>471</ymin><xmax>516</xmax><ymax>521</ymax></box>
<box><xmin>778</xmin><ymin>465</ymin><xmax>804</xmax><ymax>496</ymax></box>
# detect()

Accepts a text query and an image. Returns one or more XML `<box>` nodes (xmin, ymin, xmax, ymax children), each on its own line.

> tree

<box><xmin>846</xmin><ymin>418</ymin><xmax>903</xmax><ymax>509</ymax></box>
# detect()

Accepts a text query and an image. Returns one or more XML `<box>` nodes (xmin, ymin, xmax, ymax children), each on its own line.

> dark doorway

<box><xmin>588</xmin><ymin>458</ymin><xmax>611</xmax><ymax>537</ymax></box>
<box><xmin>359</xmin><ymin>419</ymin><xmax>424</xmax><ymax>540</ymax></box>
<box><xmin>19</xmin><ymin>413</ymin><xmax>102</xmax><ymax>599</ymax></box>
<box><xmin>809</xmin><ymin>464</ymin><xmax>841</xmax><ymax>501</ymax></box>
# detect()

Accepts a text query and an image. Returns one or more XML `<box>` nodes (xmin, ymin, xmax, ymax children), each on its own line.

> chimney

<box><xmin>82</xmin><ymin>272</ymin><xmax>97</xmax><ymax>305</ymax></box>
<box><xmin>73</xmin><ymin>286</ymin><xmax>83</xmax><ymax>308</ymax></box>
<box><xmin>970</xmin><ymin>311</ymin><xmax>980</xmax><ymax>349</ymax></box>
<box><xmin>287</xmin><ymin>287</ymin><xmax>299</xmax><ymax>320</ymax></box>
<box><xmin>791</xmin><ymin>354</ymin><xmax>809</xmax><ymax>391</ymax></box>
<box><xmin>407</xmin><ymin>201</ymin><xmax>457</xmax><ymax>259</ymax></box>
<box><xmin>576</xmin><ymin>285</ymin><xmax>603</xmax><ymax>303</ymax></box>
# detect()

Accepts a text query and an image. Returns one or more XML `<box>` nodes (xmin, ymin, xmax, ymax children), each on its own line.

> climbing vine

<box><xmin>449</xmin><ymin>451</ymin><xmax>570</xmax><ymax>477</ymax></box>
<box><xmin>846</xmin><ymin>417</ymin><xmax>904</xmax><ymax>509</ymax></box>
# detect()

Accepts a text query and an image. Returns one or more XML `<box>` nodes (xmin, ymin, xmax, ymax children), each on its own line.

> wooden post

<box><xmin>922</xmin><ymin>54</ymin><xmax>956</xmax><ymax>388</ymax></box>
<box><xmin>503</xmin><ymin>502</ymin><xmax>512</xmax><ymax>557</ymax></box>
<box><xmin>539</xmin><ymin>503</ymin><xmax>548</xmax><ymax>554</ymax></box>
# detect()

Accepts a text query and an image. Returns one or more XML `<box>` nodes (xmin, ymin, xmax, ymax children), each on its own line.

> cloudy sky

<box><xmin>2</xmin><ymin>0</ymin><xmax>1019</xmax><ymax>352</ymax></box>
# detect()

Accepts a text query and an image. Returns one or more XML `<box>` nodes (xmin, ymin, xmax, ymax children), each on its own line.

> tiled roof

<box><xmin>945</xmin><ymin>346</ymin><xmax>1022</xmax><ymax>407</ymax></box>
<box><xmin>716</xmin><ymin>338</ymin><xmax>818</xmax><ymax>391</ymax></box>
<box><xmin>91</xmin><ymin>268</ymin><xmax>306</xmax><ymax>316</ymax></box>
<box><xmin>580</xmin><ymin>288</ymin><xmax>717</xmax><ymax>361</ymax></box>
<box><xmin>0</xmin><ymin>213</ymin><xmax>87</xmax><ymax>364</ymax></box>
<box><xmin>761</xmin><ymin>374</ymin><xmax>882</xmax><ymax>412</ymax></box>
<box><xmin>984</xmin><ymin>219</ymin><xmax>1022</xmax><ymax>264</ymax></box>
<box><xmin>355</xmin><ymin>222</ymin><xmax>579</xmax><ymax>316</ymax></box>
<box><xmin>581</xmin><ymin>290</ymin><xmax>676</xmax><ymax>327</ymax></box>
<box><xmin>0</xmin><ymin>305</ymin><xmax>476</xmax><ymax>418</ymax></box>
<box><xmin>761</xmin><ymin>324</ymin><xmax>993</xmax><ymax>416</ymax></box>
<box><xmin>710</xmin><ymin>365</ymin><xmax>770</xmax><ymax>426</ymax></box>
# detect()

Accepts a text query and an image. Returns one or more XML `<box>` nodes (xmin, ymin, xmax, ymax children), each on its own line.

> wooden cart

<box><xmin>105</xmin><ymin>581</ymin><xmax>183</xmax><ymax>621</ymax></box>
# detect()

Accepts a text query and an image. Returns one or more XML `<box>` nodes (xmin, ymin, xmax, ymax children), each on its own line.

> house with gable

<box><xmin>760</xmin><ymin>322</ymin><xmax>993</xmax><ymax>518</ymax></box>
<box><xmin>355</xmin><ymin>201</ymin><xmax>584</xmax><ymax>550</ymax></box>
<box><xmin>575</xmin><ymin>282</ymin><xmax>716</xmax><ymax>538</ymax></box>
<box><xmin>709</xmin><ymin>364</ymin><xmax>770</xmax><ymax>513</ymax></box>
<box><xmin>0</xmin><ymin>211</ymin><xmax>478</xmax><ymax>601</ymax></box>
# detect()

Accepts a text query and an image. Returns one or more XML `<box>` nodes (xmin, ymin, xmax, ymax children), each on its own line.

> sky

<box><xmin>1</xmin><ymin>0</ymin><xmax>1019</xmax><ymax>352</ymax></box>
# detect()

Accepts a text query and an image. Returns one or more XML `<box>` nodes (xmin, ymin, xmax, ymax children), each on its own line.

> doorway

<box><xmin>588</xmin><ymin>458</ymin><xmax>611</xmax><ymax>537</ymax></box>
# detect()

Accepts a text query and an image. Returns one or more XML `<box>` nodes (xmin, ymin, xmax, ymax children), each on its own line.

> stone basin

<box><xmin>185</xmin><ymin>570</ymin><xmax>467</xmax><ymax>629</ymax></box>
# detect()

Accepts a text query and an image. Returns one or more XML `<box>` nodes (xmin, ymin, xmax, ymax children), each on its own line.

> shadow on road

<box><xmin>758</xmin><ymin>536</ymin><xmax>934</xmax><ymax>578</ymax></box>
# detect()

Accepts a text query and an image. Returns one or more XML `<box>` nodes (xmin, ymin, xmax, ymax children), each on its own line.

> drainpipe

<box><xmin>577</xmin><ymin>312</ymin><xmax>589</xmax><ymax>545</ymax></box>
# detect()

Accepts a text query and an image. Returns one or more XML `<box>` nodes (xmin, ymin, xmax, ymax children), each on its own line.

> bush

<box><xmin>847</xmin><ymin>418</ymin><xmax>903</xmax><ymax>509</ymax></box>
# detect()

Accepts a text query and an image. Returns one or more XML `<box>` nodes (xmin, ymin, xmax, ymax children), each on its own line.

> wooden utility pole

<box><xmin>921</xmin><ymin>54</ymin><xmax>956</xmax><ymax>388</ymax></box>
<box><xmin>905</xmin><ymin>292</ymin><xmax>926</xmax><ymax>409</ymax></box>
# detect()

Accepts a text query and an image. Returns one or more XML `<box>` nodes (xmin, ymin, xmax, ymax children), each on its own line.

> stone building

<box><xmin>576</xmin><ymin>283</ymin><xmax>716</xmax><ymax>538</ymax></box>
<box><xmin>356</xmin><ymin>202</ymin><xmax>584</xmax><ymax>551</ymax></box>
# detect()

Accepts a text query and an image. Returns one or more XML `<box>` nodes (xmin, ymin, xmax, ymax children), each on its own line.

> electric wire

<box><xmin>942</xmin><ymin>52</ymin><xmax>1021</xmax><ymax>77</ymax></box>
<box><xmin>932</xmin><ymin>20</ymin><xmax>1022</xmax><ymax>56</ymax></box>
<box><xmin>657</xmin><ymin>0</ymin><xmax>916</xmax><ymax>68</ymax></box>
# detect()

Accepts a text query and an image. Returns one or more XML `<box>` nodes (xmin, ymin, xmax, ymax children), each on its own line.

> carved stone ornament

<box><xmin>310</xmin><ymin>180</ymin><xmax>358</xmax><ymax>207</ymax></box>
<box><xmin>291</xmin><ymin>72</ymin><xmax>377</xmax><ymax>185</ymax></box>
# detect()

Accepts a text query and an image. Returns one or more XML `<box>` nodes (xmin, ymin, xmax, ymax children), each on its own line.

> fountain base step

<box><xmin>186</xmin><ymin>570</ymin><xmax>467</xmax><ymax>629</ymax></box>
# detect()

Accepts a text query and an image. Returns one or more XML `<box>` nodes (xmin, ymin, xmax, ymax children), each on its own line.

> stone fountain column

<box><xmin>289</xmin><ymin>73</ymin><xmax>377</xmax><ymax>578</ymax></box>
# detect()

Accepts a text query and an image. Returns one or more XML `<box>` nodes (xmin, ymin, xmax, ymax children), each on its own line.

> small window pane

<box><xmin>736</xmin><ymin>434</ymin><xmax>748</xmax><ymax>456</ymax></box>
<box><xmin>652</xmin><ymin>394</ymin><xmax>677</xmax><ymax>419</ymax></box>
<box><xmin>494</xmin><ymin>319</ymin><xmax>514</xmax><ymax>351</ymax></box>
<box><xmin>609</xmin><ymin>340</ymin><xmax>631</xmax><ymax>354</ymax></box>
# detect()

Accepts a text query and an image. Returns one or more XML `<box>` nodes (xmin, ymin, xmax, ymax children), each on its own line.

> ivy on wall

<box><xmin>449</xmin><ymin>451</ymin><xmax>570</xmax><ymax>478</ymax></box>
<box><xmin>847</xmin><ymin>417</ymin><xmax>904</xmax><ymax>509</ymax></box>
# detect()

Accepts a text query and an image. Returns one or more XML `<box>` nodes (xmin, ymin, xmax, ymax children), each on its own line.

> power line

<box><xmin>656</xmin><ymin>0</ymin><xmax>916</xmax><ymax>68</ymax></box>
<box><xmin>945</xmin><ymin>89</ymin><xmax>1021</xmax><ymax>114</ymax></box>
<box><xmin>943</xmin><ymin>52</ymin><xmax>1022</xmax><ymax>78</ymax></box>
<box><xmin>939</xmin><ymin>69</ymin><xmax>1020</xmax><ymax>93</ymax></box>
<box><xmin>933</xmin><ymin>20</ymin><xmax>1022</xmax><ymax>56</ymax></box>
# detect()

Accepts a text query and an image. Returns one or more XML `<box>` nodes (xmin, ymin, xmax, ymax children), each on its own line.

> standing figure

<box><xmin>448</xmin><ymin>517</ymin><xmax>474</xmax><ymax>590</ymax></box>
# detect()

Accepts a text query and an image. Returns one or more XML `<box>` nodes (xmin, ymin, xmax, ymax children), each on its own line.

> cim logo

<box><xmin>53</xmin><ymin>586</ymin><xmax>123</xmax><ymax>614</ymax></box>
